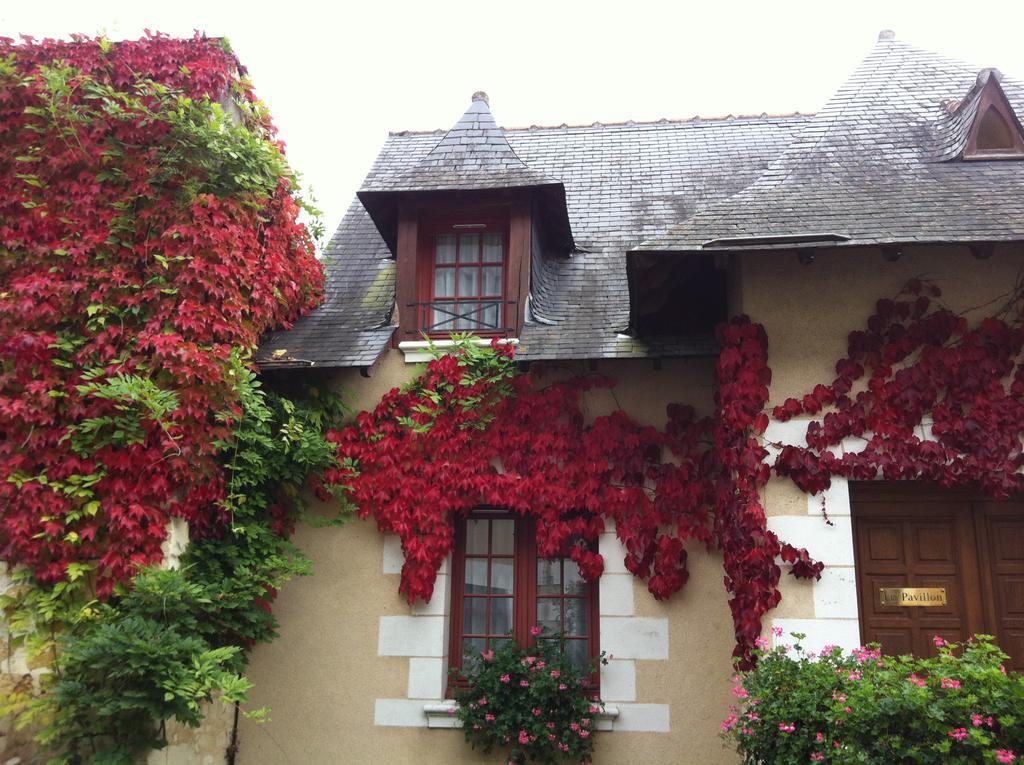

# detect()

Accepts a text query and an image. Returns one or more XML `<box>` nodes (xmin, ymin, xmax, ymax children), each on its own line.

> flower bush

<box><xmin>723</xmin><ymin>633</ymin><xmax>1024</xmax><ymax>764</ymax></box>
<box><xmin>454</xmin><ymin>629</ymin><xmax>606</xmax><ymax>764</ymax></box>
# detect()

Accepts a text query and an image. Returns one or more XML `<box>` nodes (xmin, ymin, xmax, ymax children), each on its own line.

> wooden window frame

<box><xmin>964</xmin><ymin>84</ymin><xmax>1024</xmax><ymax>160</ymax></box>
<box><xmin>447</xmin><ymin>510</ymin><xmax>601</xmax><ymax>696</ymax></box>
<box><xmin>417</xmin><ymin>210</ymin><xmax>511</xmax><ymax>338</ymax></box>
<box><xmin>394</xmin><ymin>193</ymin><xmax>532</xmax><ymax>342</ymax></box>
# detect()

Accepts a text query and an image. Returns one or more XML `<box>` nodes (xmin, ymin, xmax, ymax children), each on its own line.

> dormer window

<box><xmin>422</xmin><ymin>215</ymin><xmax>509</xmax><ymax>334</ymax></box>
<box><xmin>962</xmin><ymin>69</ymin><xmax>1024</xmax><ymax>160</ymax></box>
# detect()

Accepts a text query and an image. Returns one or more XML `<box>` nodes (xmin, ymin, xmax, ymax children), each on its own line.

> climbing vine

<box><xmin>331</xmin><ymin>276</ymin><xmax>1024</xmax><ymax>668</ymax></box>
<box><xmin>327</xmin><ymin>331</ymin><xmax>821</xmax><ymax>668</ymax></box>
<box><xmin>0</xmin><ymin>33</ymin><xmax>337</xmax><ymax>761</ymax></box>
<box><xmin>0</xmin><ymin>33</ymin><xmax>323</xmax><ymax>591</ymax></box>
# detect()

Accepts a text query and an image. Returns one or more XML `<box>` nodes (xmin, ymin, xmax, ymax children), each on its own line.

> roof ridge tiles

<box><xmin>388</xmin><ymin>111</ymin><xmax>814</xmax><ymax>137</ymax></box>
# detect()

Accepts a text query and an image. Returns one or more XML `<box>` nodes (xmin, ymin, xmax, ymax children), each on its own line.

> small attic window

<box><xmin>629</xmin><ymin>253</ymin><xmax>728</xmax><ymax>338</ymax></box>
<box><xmin>975</xmin><ymin>106</ymin><xmax>1016</xmax><ymax>151</ymax></box>
<box><xmin>963</xmin><ymin>71</ymin><xmax>1024</xmax><ymax>160</ymax></box>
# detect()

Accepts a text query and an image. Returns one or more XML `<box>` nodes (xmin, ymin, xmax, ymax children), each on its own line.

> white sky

<box><xmin>4</xmin><ymin>0</ymin><xmax>1024</xmax><ymax>238</ymax></box>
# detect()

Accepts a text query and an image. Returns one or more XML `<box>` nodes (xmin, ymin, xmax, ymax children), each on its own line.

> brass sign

<box><xmin>879</xmin><ymin>587</ymin><xmax>947</xmax><ymax>607</ymax></box>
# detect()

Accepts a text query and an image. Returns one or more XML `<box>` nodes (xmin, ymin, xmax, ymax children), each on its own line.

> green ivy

<box><xmin>1</xmin><ymin>368</ymin><xmax>347</xmax><ymax>764</ymax></box>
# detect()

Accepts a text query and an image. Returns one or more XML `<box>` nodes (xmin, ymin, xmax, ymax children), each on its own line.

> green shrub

<box><xmin>723</xmin><ymin>633</ymin><xmax>1024</xmax><ymax>764</ymax></box>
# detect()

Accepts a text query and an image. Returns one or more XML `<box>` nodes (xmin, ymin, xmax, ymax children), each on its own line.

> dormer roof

<box><xmin>357</xmin><ymin>92</ymin><xmax>573</xmax><ymax>255</ymax></box>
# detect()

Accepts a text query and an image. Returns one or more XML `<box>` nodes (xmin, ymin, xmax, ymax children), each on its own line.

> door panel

<box><xmin>977</xmin><ymin>507</ymin><xmax>1024</xmax><ymax>671</ymax></box>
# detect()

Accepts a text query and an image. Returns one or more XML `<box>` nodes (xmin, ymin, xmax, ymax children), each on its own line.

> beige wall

<box><xmin>233</xmin><ymin>244</ymin><xmax>1024</xmax><ymax>765</ymax></box>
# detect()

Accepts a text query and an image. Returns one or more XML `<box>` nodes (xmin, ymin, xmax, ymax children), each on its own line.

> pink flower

<box><xmin>520</xmin><ymin>680</ymin><xmax>530</xmax><ymax>688</ymax></box>
<box><xmin>532</xmin><ymin>707</ymin><xmax>542</xmax><ymax>717</ymax></box>
<box><xmin>522</xmin><ymin>656</ymin><xmax>536</xmax><ymax>666</ymax></box>
<box><xmin>816</xmin><ymin>732</ymin><xmax>825</xmax><ymax>743</ymax></box>
<box><xmin>933</xmin><ymin>635</ymin><xmax>947</xmax><ymax>648</ymax></box>
<box><xmin>721</xmin><ymin>713</ymin><xmax>738</xmax><ymax>732</ymax></box>
<box><xmin>832</xmin><ymin>691</ymin><xmax>847</xmax><ymax>702</ymax></box>
<box><xmin>518</xmin><ymin>730</ymin><xmax>530</xmax><ymax>745</ymax></box>
<box><xmin>485</xmin><ymin>713</ymin><xmax>495</xmax><ymax>722</ymax></box>
<box><xmin>530</xmin><ymin>625</ymin><xmax>543</xmax><ymax>636</ymax></box>
<box><xmin>550</xmin><ymin>670</ymin><xmax>561</xmax><ymax>679</ymax></box>
<box><xmin>536</xmin><ymin>661</ymin><xmax>546</xmax><ymax>670</ymax></box>
<box><xmin>844</xmin><ymin>706</ymin><xmax>852</xmax><ymax>714</ymax></box>
<box><xmin>771</xmin><ymin>626</ymin><xmax>784</xmax><ymax>637</ymax></box>
<box><xmin>740</xmin><ymin>727</ymin><xmax>755</xmax><ymax>735</ymax></box>
<box><xmin>589</xmin><ymin>705</ymin><xmax>601</xmax><ymax>714</ymax></box>
<box><xmin>908</xmin><ymin>674</ymin><xmax>927</xmax><ymax>688</ymax></box>
<box><xmin>779</xmin><ymin>723</ymin><xmax>796</xmax><ymax>733</ymax></box>
<box><xmin>940</xmin><ymin>677</ymin><xmax>961</xmax><ymax>690</ymax></box>
<box><xmin>848</xmin><ymin>671</ymin><xmax>862</xmax><ymax>681</ymax></box>
<box><xmin>558</xmin><ymin>743</ymin><xmax>569</xmax><ymax>752</ymax></box>
<box><xmin>500</xmin><ymin>674</ymin><xmax>510</xmax><ymax>683</ymax></box>
<box><xmin>547</xmin><ymin>722</ymin><xmax>556</xmax><ymax>729</ymax></box>
<box><xmin>732</xmin><ymin>683</ymin><xmax>749</xmax><ymax>699</ymax></box>
<box><xmin>547</xmin><ymin>734</ymin><xmax>556</xmax><ymax>741</ymax></box>
<box><xmin>747</xmin><ymin>712</ymin><xmax>760</xmax><ymax>722</ymax></box>
<box><xmin>580</xmin><ymin>730</ymin><xmax>590</xmax><ymax>738</ymax></box>
<box><xmin>996</xmin><ymin>751</ymin><xmax>1016</xmax><ymax>764</ymax></box>
<box><xmin>570</xmin><ymin>722</ymin><xmax>579</xmax><ymax>732</ymax></box>
<box><xmin>947</xmin><ymin>728</ymin><xmax>968</xmax><ymax>742</ymax></box>
<box><xmin>480</xmin><ymin>649</ymin><xmax>494</xmax><ymax>662</ymax></box>
<box><xmin>755</xmin><ymin>636</ymin><xmax>770</xmax><ymax>650</ymax></box>
<box><xmin>811</xmin><ymin>754</ymin><xmax>825</xmax><ymax>762</ymax></box>
<box><xmin>559</xmin><ymin>683</ymin><xmax>568</xmax><ymax>691</ymax></box>
<box><xmin>971</xmin><ymin>714</ymin><xmax>984</xmax><ymax>727</ymax></box>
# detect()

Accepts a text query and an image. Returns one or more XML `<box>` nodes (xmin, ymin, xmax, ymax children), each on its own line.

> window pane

<box><xmin>565</xmin><ymin>638</ymin><xmax>589</xmax><ymax>673</ymax></box>
<box><xmin>465</xmin><ymin>559</ymin><xmax>488</xmax><ymax>594</ymax></box>
<box><xmin>565</xmin><ymin>597</ymin><xmax>589</xmax><ymax>636</ymax></box>
<box><xmin>482</xmin><ymin>266</ymin><xmax>503</xmax><ymax>296</ymax></box>
<box><xmin>458</xmin><ymin>233</ymin><xmax>480</xmax><ymax>263</ymax></box>
<box><xmin>491</xmin><ymin>520</ymin><xmax>514</xmax><ymax>555</ymax></box>
<box><xmin>491</xmin><ymin>597</ymin><xmax>513</xmax><ymax>635</ymax></box>
<box><xmin>491</xmin><ymin>559</ymin><xmax>514</xmax><ymax>595</ymax></box>
<box><xmin>434</xmin><ymin>268</ymin><xmax>455</xmax><ymax>298</ymax></box>
<box><xmin>463</xmin><ymin>637</ymin><xmax>487</xmax><ymax>671</ymax></box>
<box><xmin>435</xmin><ymin>234</ymin><xmax>456</xmax><ymax>264</ymax></box>
<box><xmin>482</xmin><ymin>233</ymin><xmax>504</xmax><ymax>263</ymax></box>
<box><xmin>458</xmin><ymin>267</ymin><xmax>479</xmax><ymax>298</ymax></box>
<box><xmin>537</xmin><ymin>559</ymin><xmax>561</xmax><ymax>595</ymax></box>
<box><xmin>431</xmin><ymin>302</ymin><xmax>455</xmax><ymax>331</ymax></box>
<box><xmin>456</xmin><ymin>302</ymin><xmax>478</xmax><ymax>331</ymax></box>
<box><xmin>463</xmin><ymin>597</ymin><xmax>487</xmax><ymax>634</ymax></box>
<box><xmin>480</xmin><ymin>302</ymin><xmax>500</xmax><ymax>330</ymax></box>
<box><xmin>564</xmin><ymin>562</ymin><xmax>587</xmax><ymax>595</ymax></box>
<box><xmin>466</xmin><ymin>519</ymin><xmax>489</xmax><ymax>554</ymax></box>
<box><xmin>537</xmin><ymin>597</ymin><xmax>561</xmax><ymax>633</ymax></box>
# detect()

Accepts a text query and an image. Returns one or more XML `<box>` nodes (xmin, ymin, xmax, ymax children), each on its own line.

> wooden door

<box><xmin>851</xmin><ymin>485</ymin><xmax>1022</xmax><ymax>669</ymax></box>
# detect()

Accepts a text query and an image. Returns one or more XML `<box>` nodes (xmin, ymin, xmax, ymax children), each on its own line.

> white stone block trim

<box><xmin>806</xmin><ymin>476</ymin><xmax>851</xmax><ymax>517</ymax></box>
<box><xmin>600</xmin><ymin>617</ymin><xmax>669</xmax><ymax>660</ymax></box>
<box><xmin>600</xmin><ymin>659</ymin><xmax>637</xmax><ymax>702</ymax></box>
<box><xmin>813</xmin><ymin>566</ymin><xmax>859</xmax><ymax>620</ymax></box>
<box><xmin>770</xmin><ymin>618</ymin><xmax>862</xmax><ymax>654</ymax></box>
<box><xmin>378</xmin><ymin>616</ymin><xmax>447</xmax><ymax>657</ymax></box>
<box><xmin>612</xmin><ymin>703</ymin><xmax>671</xmax><ymax>733</ymax></box>
<box><xmin>421</xmin><ymin>701</ymin><xmax>624</xmax><ymax>731</ymax></box>
<box><xmin>407</xmin><ymin>657</ymin><xmax>446</xmax><ymax>699</ymax></box>
<box><xmin>598</xmin><ymin>531</ymin><xmax>629</xmax><ymax>574</ymax></box>
<box><xmin>375</xmin><ymin>698</ymin><xmax>432</xmax><ymax>727</ymax></box>
<box><xmin>382</xmin><ymin>533</ymin><xmax>404</xmax><ymax>575</ymax></box>
<box><xmin>160</xmin><ymin>517</ymin><xmax>189</xmax><ymax>570</ymax></box>
<box><xmin>599</xmin><ymin>573</ymin><xmax>635</xmax><ymax>616</ymax></box>
<box><xmin>398</xmin><ymin>337</ymin><xmax>518</xmax><ymax>363</ymax></box>
<box><xmin>766</xmin><ymin>515</ymin><xmax>854</xmax><ymax>566</ymax></box>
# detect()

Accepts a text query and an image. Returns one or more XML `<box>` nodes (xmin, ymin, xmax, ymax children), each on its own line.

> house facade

<box><xmin>231</xmin><ymin>32</ymin><xmax>1024</xmax><ymax>764</ymax></box>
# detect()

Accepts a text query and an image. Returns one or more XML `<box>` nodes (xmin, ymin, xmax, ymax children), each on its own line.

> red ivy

<box><xmin>330</xmin><ymin>281</ymin><xmax>1024</xmax><ymax>667</ymax></box>
<box><xmin>772</xmin><ymin>279</ymin><xmax>1024</xmax><ymax>499</ymax></box>
<box><xmin>0</xmin><ymin>34</ymin><xmax>322</xmax><ymax>593</ymax></box>
<box><xmin>326</xmin><ymin>326</ymin><xmax>821</xmax><ymax>668</ymax></box>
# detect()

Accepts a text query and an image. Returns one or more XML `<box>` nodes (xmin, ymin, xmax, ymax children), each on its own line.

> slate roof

<box><xmin>635</xmin><ymin>34</ymin><xmax>1024</xmax><ymax>252</ymax></box>
<box><xmin>258</xmin><ymin>112</ymin><xmax>809</xmax><ymax>367</ymax></box>
<box><xmin>259</xmin><ymin>33</ymin><xmax>1024</xmax><ymax>369</ymax></box>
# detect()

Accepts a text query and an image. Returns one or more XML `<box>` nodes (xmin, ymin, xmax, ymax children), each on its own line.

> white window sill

<box><xmin>423</xmin><ymin>700</ymin><xmax>620</xmax><ymax>731</ymax></box>
<box><xmin>397</xmin><ymin>338</ymin><xmax>519</xmax><ymax>363</ymax></box>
